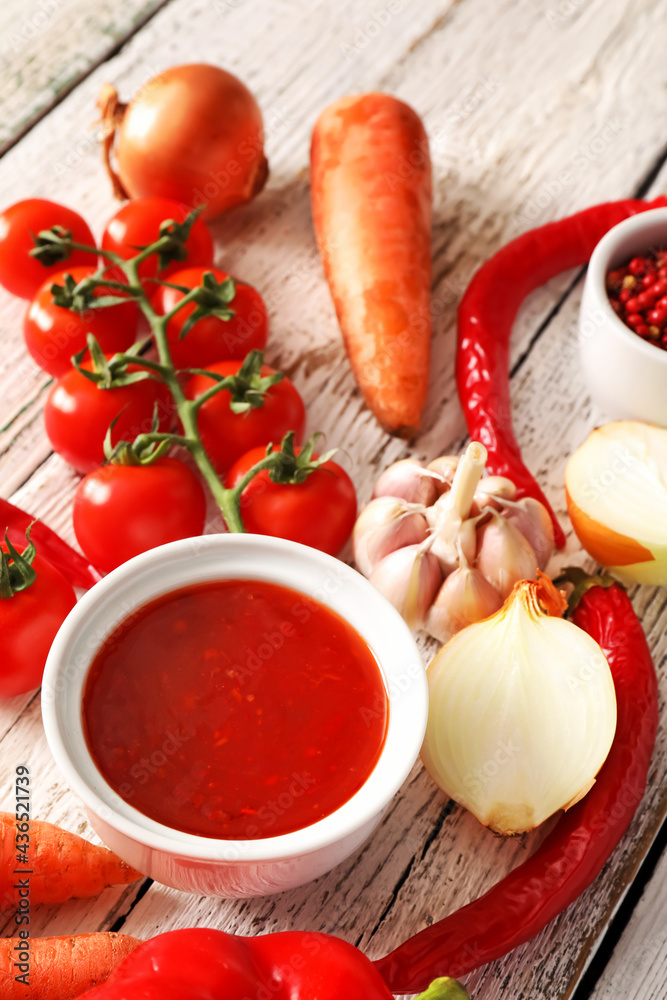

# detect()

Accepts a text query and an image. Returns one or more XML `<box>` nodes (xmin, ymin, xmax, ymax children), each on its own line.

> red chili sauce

<box><xmin>82</xmin><ymin>579</ymin><xmax>388</xmax><ymax>839</ymax></box>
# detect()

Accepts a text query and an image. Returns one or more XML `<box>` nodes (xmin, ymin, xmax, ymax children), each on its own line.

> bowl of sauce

<box><xmin>42</xmin><ymin>534</ymin><xmax>427</xmax><ymax>897</ymax></box>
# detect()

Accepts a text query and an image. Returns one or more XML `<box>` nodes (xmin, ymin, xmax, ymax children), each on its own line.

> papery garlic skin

<box><xmin>426</xmin><ymin>564</ymin><xmax>503</xmax><ymax>644</ymax></box>
<box><xmin>369</xmin><ymin>544</ymin><xmax>441</xmax><ymax>627</ymax></box>
<box><xmin>502</xmin><ymin>497</ymin><xmax>555</xmax><ymax>570</ymax></box>
<box><xmin>353</xmin><ymin>497</ymin><xmax>429</xmax><ymax>577</ymax></box>
<box><xmin>421</xmin><ymin>581</ymin><xmax>617</xmax><ymax>835</ymax></box>
<box><xmin>475</xmin><ymin>511</ymin><xmax>539</xmax><ymax>598</ymax></box>
<box><xmin>373</xmin><ymin>459</ymin><xmax>438</xmax><ymax>507</ymax></box>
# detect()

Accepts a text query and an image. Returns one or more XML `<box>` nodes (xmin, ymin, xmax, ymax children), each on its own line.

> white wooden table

<box><xmin>1</xmin><ymin>1</ymin><xmax>666</xmax><ymax>997</ymax></box>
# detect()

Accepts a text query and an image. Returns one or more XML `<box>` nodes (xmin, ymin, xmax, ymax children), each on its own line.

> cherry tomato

<box><xmin>154</xmin><ymin>266</ymin><xmax>268</xmax><ymax>368</ymax></box>
<box><xmin>73</xmin><ymin>458</ymin><xmax>207</xmax><ymax>573</ymax></box>
<box><xmin>101</xmin><ymin>196</ymin><xmax>214</xmax><ymax>291</ymax></box>
<box><xmin>107</xmin><ymin>65</ymin><xmax>267</xmax><ymax>220</ymax></box>
<box><xmin>0</xmin><ymin>551</ymin><xmax>76</xmax><ymax>697</ymax></box>
<box><xmin>23</xmin><ymin>266</ymin><xmax>139</xmax><ymax>377</ymax></box>
<box><xmin>0</xmin><ymin>199</ymin><xmax>96</xmax><ymax>299</ymax></box>
<box><xmin>184</xmin><ymin>361</ymin><xmax>306</xmax><ymax>474</ymax></box>
<box><xmin>225</xmin><ymin>445</ymin><xmax>358</xmax><ymax>556</ymax></box>
<box><xmin>44</xmin><ymin>358</ymin><xmax>174</xmax><ymax>474</ymax></box>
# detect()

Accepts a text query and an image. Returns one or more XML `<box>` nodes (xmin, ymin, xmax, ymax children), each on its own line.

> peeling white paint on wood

<box><xmin>0</xmin><ymin>0</ymin><xmax>666</xmax><ymax>998</ymax></box>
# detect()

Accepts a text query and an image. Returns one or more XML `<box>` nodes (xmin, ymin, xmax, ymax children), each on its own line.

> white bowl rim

<box><xmin>42</xmin><ymin>533</ymin><xmax>428</xmax><ymax>863</ymax></box>
<box><xmin>586</xmin><ymin>206</ymin><xmax>667</xmax><ymax>364</ymax></box>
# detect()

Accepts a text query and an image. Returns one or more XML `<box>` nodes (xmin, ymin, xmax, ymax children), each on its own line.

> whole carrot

<box><xmin>0</xmin><ymin>933</ymin><xmax>141</xmax><ymax>1000</ymax></box>
<box><xmin>0</xmin><ymin>813</ymin><xmax>142</xmax><ymax>909</ymax></box>
<box><xmin>310</xmin><ymin>93</ymin><xmax>432</xmax><ymax>438</ymax></box>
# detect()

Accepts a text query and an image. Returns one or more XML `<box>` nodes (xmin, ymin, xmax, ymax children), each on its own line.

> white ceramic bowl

<box><xmin>579</xmin><ymin>207</ymin><xmax>667</xmax><ymax>426</ymax></box>
<box><xmin>41</xmin><ymin>534</ymin><xmax>427</xmax><ymax>898</ymax></box>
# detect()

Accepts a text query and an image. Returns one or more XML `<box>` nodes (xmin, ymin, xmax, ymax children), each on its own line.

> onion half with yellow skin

<box><xmin>565</xmin><ymin>421</ymin><xmax>667</xmax><ymax>585</ymax></box>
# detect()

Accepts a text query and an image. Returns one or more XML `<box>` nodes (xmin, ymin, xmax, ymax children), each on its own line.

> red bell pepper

<box><xmin>77</xmin><ymin>928</ymin><xmax>469</xmax><ymax>999</ymax></box>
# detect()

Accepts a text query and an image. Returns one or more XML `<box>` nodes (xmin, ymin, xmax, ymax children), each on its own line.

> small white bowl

<box><xmin>41</xmin><ymin>534</ymin><xmax>427</xmax><ymax>898</ymax></box>
<box><xmin>579</xmin><ymin>207</ymin><xmax>667</xmax><ymax>426</ymax></box>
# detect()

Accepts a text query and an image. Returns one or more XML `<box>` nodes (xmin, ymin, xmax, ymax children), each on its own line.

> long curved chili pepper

<box><xmin>456</xmin><ymin>195</ymin><xmax>667</xmax><ymax>549</ymax></box>
<box><xmin>0</xmin><ymin>497</ymin><xmax>101</xmax><ymax>590</ymax></box>
<box><xmin>374</xmin><ymin>575</ymin><xmax>658</xmax><ymax>992</ymax></box>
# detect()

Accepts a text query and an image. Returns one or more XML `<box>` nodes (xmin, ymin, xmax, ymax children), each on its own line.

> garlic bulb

<box><xmin>373</xmin><ymin>458</ymin><xmax>438</xmax><ymax>506</ymax></box>
<box><xmin>352</xmin><ymin>497</ymin><xmax>429</xmax><ymax>577</ymax></box>
<box><xmin>475</xmin><ymin>510</ymin><xmax>539</xmax><ymax>598</ymax></box>
<box><xmin>354</xmin><ymin>442</ymin><xmax>556</xmax><ymax>643</ymax></box>
<box><xmin>421</xmin><ymin>575</ymin><xmax>617</xmax><ymax>835</ymax></box>
<box><xmin>426</xmin><ymin>557</ymin><xmax>503</xmax><ymax>644</ymax></box>
<box><xmin>369</xmin><ymin>544</ymin><xmax>441</xmax><ymax>627</ymax></box>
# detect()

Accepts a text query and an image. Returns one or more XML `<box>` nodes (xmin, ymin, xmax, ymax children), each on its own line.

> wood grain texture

<box><xmin>0</xmin><ymin>0</ymin><xmax>167</xmax><ymax>151</ymax></box>
<box><xmin>0</xmin><ymin>0</ymin><xmax>666</xmax><ymax>998</ymax></box>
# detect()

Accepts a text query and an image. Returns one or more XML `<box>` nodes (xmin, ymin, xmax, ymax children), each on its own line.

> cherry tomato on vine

<box><xmin>23</xmin><ymin>266</ymin><xmax>139</xmax><ymax>377</ymax></box>
<box><xmin>73</xmin><ymin>458</ymin><xmax>207</xmax><ymax>573</ymax></box>
<box><xmin>101</xmin><ymin>196</ymin><xmax>214</xmax><ymax>291</ymax></box>
<box><xmin>184</xmin><ymin>360</ymin><xmax>306</xmax><ymax>474</ymax></box>
<box><xmin>0</xmin><ymin>550</ymin><xmax>76</xmax><ymax>697</ymax></box>
<box><xmin>44</xmin><ymin>358</ymin><xmax>174</xmax><ymax>474</ymax></box>
<box><xmin>0</xmin><ymin>199</ymin><xmax>96</xmax><ymax>299</ymax></box>
<box><xmin>154</xmin><ymin>266</ymin><xmax>269</xmax><ymax>368</ymax></box>
<box><xmin>225</xmin><ymin>444</ymin><xmax>358</xmax><ymax>556</ymax></box>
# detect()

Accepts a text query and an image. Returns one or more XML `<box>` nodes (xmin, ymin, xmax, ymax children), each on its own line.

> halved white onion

<box><xmin>565</xmin><ymin>420</ymin><xmax>667</xmax><ymax>585</ymax></box>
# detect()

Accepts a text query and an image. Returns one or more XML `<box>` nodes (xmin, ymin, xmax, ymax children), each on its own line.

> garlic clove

<box><xmin>421</xmin><ymin>576</ymin><xmax>617</xmax><ymax>835</ymax></box>
<box><xmin>475</xmin><ymin>511</ymin><xmax>539</xmax><ymax>598</ymax></box>
<box><xmin>369</xmin><ymin>544</ymin><xmax>442</xmax><ymax>628</ymax></box>
<box><xmin>426</xmin><ymin>455</ymin><xmax>459</xmax><ymax>494</ymax></box>
<box><xmin>426</xmin><ymin>565</ymin><xmax>503</xmax><ymax>644</ymax></box>
<box><xmin>352</xmin><ymin>497</ymin><xmax>430</xmax><ymax>577</ymax></box>
<box><xmin>502</xmin><ymin>497</ymin><xmax>555</xmax><ymax>570</ymax></box>
<box><xmin>475</xmin><ymin>476</ymin><xmax>518</xmax><ymax>501</ymax></box>
<box><xmin>373</xmin><ymin>458</ymin><xmax>438</xmax><ymax>506</ymax></box>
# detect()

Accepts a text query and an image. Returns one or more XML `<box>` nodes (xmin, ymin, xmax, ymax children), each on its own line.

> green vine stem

<box><xmin>32</xmin><ymin>215</ymin><xmax>303</xmax><ymax>534</ymax></box>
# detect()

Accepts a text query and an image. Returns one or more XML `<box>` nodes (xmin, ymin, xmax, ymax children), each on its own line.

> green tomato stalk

<box><xmin>31</xmin><ymin>212</ymin><xmax>330</xmax><ymax>534</ymax></box>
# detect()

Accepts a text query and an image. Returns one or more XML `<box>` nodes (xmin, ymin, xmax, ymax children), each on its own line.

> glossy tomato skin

<box><xmin>23</xmin><ymin>266</ymin><xmax>139</xmax><ymax>377</ymax></box>
<box><xmin>226</xmin><ymin>445</ymin><xmax>358</xmax><ymax>556</ymax></box>
<box><xmin>0</xmin><ymin>199</ymin><xmax>96</xmax><ymax>299</ymax></box>
<box><xmin>154</xmin><ymin>266</ymin><xmax>268</xmax><ymax>368</ymax></box>
<box><xmin>73</xmin><ymin>458</ymin><xmax>207</xmax><ymax>573</ymax></box>
<box><xmin>44</xmin><ymin>359</ymin><xmax>174</xmax><ymax>474</ymax></box>
<box><xmin>101</xmin><ymin>196</ymin><xmax>214</xmax><ymax>289</ymax></box>
<box><xmin>185</xmin><ymin>361</ymin><xmax>306</xmax><ymax>474</ymax></box>
<box><xmin>0</xmin><ymin>553</ymin><xmax>76</xmax><ymax>697</ymax></box>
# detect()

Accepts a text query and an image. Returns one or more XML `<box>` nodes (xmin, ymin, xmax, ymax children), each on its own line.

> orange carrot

<box><xmin>310</xmin><ymin>93</ymin><xmax>432</xmax><ymax>438</ymax></box>
<box><xmin>0</xmin><ymin>812</ymin><xmax>142</xmax><ymax>909</ymax></box>
<box><xmin>0</xmin><ymin>932</ymin><xmax>141</xmax><ymax>1000</ymax></box>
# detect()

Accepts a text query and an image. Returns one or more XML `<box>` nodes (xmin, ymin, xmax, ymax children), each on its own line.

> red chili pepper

<box><xmin>374</xmin><ymin>573</ymin><xmax>658</xmax><ymax>992</ymax></box>
<box><xmin>0</xmin><ymin>497</ymin><xmax>100</xmax><ymax>591</ymax></box>
<box><xmin>456</xmin><ymin>195</ymin><xmax>667</xmax><ymax>549</ymax></box>
<box><xmin>77</xmin><ymin>927</ymin><xmax>468</xmax><ymax>1000</ymax></box>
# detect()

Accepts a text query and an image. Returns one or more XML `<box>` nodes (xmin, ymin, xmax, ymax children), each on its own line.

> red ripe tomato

<box><xmin>23</xmin><ymin>266</ymin><xmax>139</xmax><ymax>377</ymax></box>
<box><xmin>225</xmin><ymin>445</ymin><xmax>358</xmax><ymax>556</ymax></box>
<box><xmin>101</xmin><ymin>196</ymin><xmax>214</xmax><ymax>290</ymax></box>
<box><xmin>154</xmin><ymin>266</ymin><xmax>268</xmax><ymax>368</ymax></box>
<box><xmin>0</xmin><ymin>551</ymin><xmax>76</xmax><ymax>696</ymax></box>
<box><xmin>73</xmin><ymin>458</ymin><xmax>207</xmax><ymax>573</ymax></box>
<box><xmin>0</xmin><ymin>199</ymin><xmax>96</xmax><ymax>299</ymax></box>
<box><xmin>44</xmin><ymin>359</ymin><xmax>174</xmax><ymax>474</ymax></box>
<box><xmin>184</xmin><ymin>361</ymin><xmax>306</xmax><ymax>474</ymax></box>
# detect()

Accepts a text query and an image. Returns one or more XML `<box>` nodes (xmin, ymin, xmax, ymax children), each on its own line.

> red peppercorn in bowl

<box><xmin>41</xmin><ymin>534</ymin><xmax>427</xmax><ymax>898</ymax></box>
<box><xmin>579</xmin><ymin>208</ymin><xmax>667</xmax><ymax>427</ymax></box>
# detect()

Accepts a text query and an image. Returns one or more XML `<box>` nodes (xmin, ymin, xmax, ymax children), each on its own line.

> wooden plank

<box><xmin>0</xmin><ymin>0</ymin><xmax>168</xmax><ymax>152</ymax></box>
<box><xmin>586</xmin><ymin>839</ymin><xmax>667</xmax><ymax>1000</ymax></box>
<box><xmin>0</xmin><ymin>1</ymin><xmax>666</xmax><ymax>999</ymax></box>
